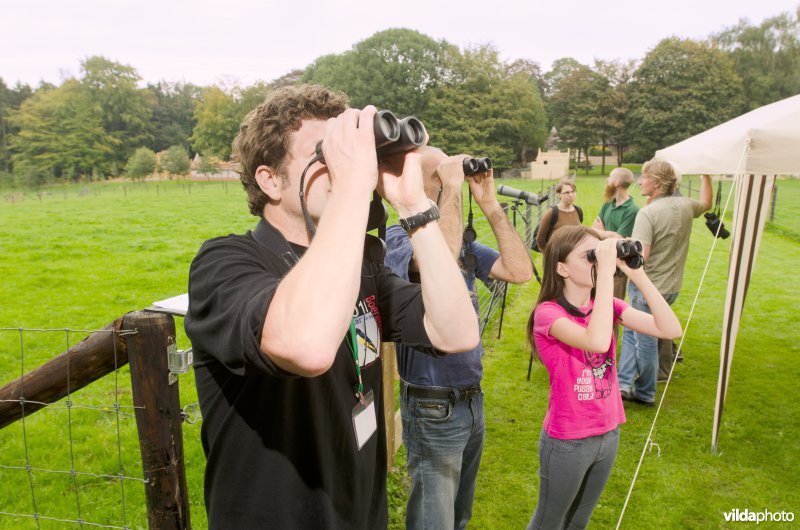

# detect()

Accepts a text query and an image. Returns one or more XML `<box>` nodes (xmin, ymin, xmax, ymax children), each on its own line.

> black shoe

<box><xmin>621</xmin><ymin>389</ymin><xmax>655</xmax><ymax>407</ymax></box>
<box><xmin>673</xmin><ymin>342</ymin><xmax>684</xmax><ymax>363</ymax></box>
<box><xmin>632</xmin><ymin>394</ymin><xmax>655</xmax><ymax>407</ymax></box>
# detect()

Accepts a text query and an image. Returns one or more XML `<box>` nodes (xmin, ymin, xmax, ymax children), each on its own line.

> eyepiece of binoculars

<box><xmin>315</xmin><ymin>109</ymin><xmax>426</xmax><ymax>162</ymax></box>
<box><xmin>586</xmin><ymin>240</ymin><xmax>644</xmax><ymax>269</ymax></box>
<box><xmin>462</xmin><ymin>157</ymin><xmax>492</xmax><ymax>176</ymax></box>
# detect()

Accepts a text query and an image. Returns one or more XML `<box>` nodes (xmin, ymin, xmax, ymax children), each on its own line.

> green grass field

<box><xmin>1</xmin><ymin>174</ymin><xmax>798</xmax><ymax>529</ymax></box>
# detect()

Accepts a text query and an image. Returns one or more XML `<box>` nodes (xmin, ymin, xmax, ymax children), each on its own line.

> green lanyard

<box><xmin>347</xmin><ymin>318</ymin><xmax>364</xmax><ymax>400</ymax></box>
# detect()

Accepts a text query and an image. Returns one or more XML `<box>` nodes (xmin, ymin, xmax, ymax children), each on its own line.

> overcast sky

<box><xmin>2</xmin><ymin>0</ymin><xmax>796</xmax><ymax>88</ymax></box>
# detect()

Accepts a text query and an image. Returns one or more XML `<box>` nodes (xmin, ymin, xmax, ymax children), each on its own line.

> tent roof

<box><xmin>655</xmin><ymin>94</ymin><xmax>800</xmax><ymax>176</ymax></box>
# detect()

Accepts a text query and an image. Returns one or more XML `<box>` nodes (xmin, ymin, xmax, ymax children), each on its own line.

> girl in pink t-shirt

<box><xmin>525</xmin><ymin>225</ymin><xmax>681</xmax><ymax>530</ymax></box>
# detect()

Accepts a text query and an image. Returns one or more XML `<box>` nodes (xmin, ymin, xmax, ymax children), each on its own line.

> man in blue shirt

<box><xmin>385</xmin><ymin>147</ymin><xmax>532</xmax><ymax>529</ymax></box>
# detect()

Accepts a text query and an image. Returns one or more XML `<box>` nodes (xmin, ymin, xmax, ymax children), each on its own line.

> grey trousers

<box><xmin>528</xmin><ymin>427</ymin><xmax>620</xmax><ymax>530</ymax></box>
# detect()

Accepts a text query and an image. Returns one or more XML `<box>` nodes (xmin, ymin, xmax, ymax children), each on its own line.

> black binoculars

<box><xmin>463</xmin><ymin>157</ymin><xmax>492</xmax><ymax>176</ymax></box>
<box><xmin>587</xmin><ymin>239</ymin><xmax>644</xmax><ymax>269</ymax></box>
<box><xmin>315</xmin><ymin>109</ymin><xmax>426</xmax><ymax>162</ymax></box>
<box><xmin>704</xmin><ymin>212</ymin><xmax>731</xmax><ymax>239</ymax></box>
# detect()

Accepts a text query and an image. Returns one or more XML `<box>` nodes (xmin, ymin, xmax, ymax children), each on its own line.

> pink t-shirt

<box><xmin>533</xmin><ymin>298</ymin><xmax>628</xmax><ymax>439</ymax></box>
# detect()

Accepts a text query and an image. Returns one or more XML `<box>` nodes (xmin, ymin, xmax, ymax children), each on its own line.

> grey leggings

<box><xmin>527</xmin><ymin>427</ymin><xmax>620</xmax><ymax>530</ymax></box>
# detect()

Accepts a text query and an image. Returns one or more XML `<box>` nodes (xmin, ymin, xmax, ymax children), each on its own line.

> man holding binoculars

<box><xmin>618</xmin><ymin>159</ymin><xmax>711</xmax><ymax>405</ymax></box>
<box><xmin>184</xmin><ymin>85</ymin><xmax>479</xmax><ymax>528</ymax></box>
<box><xmin>385</xmin><ymin>146</ymin><xmax>532</xmax><ymax>530</ymax></box>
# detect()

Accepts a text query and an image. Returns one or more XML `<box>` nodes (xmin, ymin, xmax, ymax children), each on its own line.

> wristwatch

<box><xmin>399</xmin><ymin>200</ymin><xmax>440</xmax><ymax>232</ymax></box>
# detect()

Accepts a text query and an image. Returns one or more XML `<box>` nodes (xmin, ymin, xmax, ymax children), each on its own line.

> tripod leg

<box><xmin>527</xmin><ymin>351</ymin><xmax>533</xmax><ymax>381</ymax></box>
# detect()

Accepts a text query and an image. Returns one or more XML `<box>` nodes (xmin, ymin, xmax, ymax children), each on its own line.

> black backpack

<box><xmin>530</xmin><ymin>205</ymin><xmax>583</xmax><ymax>252</ymax></box>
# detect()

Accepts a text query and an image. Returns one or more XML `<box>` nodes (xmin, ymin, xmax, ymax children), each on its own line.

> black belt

<box><xmin>400</xmin><ymin>380</ymin><xmax>481</xmax><ymax>402</ymax></box>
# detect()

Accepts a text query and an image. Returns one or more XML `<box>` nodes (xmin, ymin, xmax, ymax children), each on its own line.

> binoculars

<box><xmin>463</xmin><ymin>157</ymin><xmax>492</xmax><ymax>176</ymax></box>
<box><xmin>587</xmin><ymin>239</ymin><xmax>644</xmax><ymax>269</ymax></box>
<box><xmin>315</xmin><ymin>109</ymin><xmax>427</xmax><ymax>162</ymax></box>
<box><xmin>704</xmin><ymin>212</ymin><xmax>730</xmax><ymax>239</ymax></box>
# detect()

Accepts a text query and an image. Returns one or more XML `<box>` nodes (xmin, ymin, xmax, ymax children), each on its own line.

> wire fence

<box><xmin>2</xmin><ymin>180</ymin><xmax>239</xmax><ymax>205</ymax></box>
<box><xmin>0</xmin><ymin>327</ymin><xmax>145</xmax><ymax>529</ymax></box>
<box><xmin>473</xmin><ymin>184</ymin><xmax>556</xmax><ymax>339</ymax></box>
<box><xmin>0</xmin><ymin>314</ymin><xmax>192</xmax><ymax>530</ymax></box>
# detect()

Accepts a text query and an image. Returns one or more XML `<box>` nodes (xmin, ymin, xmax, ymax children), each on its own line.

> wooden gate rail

<box><xmin>0</xmin><ymin>318</ymin><xmax>127</xmax><ymax>429</ymax></box>
<box><xmin>0</xmin><ymin>311</ymin><xmax>191</xmax><ymax>529</ymax></box>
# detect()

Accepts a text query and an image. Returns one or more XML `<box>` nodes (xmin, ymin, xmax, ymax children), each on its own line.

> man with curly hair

<box><xmin>185</xmin><ymin>85</ymin><xmax>478</xmax><ymax>528</ymax></box>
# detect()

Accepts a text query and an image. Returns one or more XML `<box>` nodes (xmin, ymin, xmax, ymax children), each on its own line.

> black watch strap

<box><xmin>399</xmin><ymin>200</ymin><xmax>440</xmax><ymax>232</ymax></box>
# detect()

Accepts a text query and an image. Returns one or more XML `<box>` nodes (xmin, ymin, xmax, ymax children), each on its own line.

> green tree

<box><xmin>425</xmin><ymin>45</ymin><xmax>547</xmax><ymax>168</ymax></box>
<box><xmin>0</xmin><ymin>78</ymin><xmax>33</xmax><ymax>175</ymax></box>
<box><xmin>191</xmin><ymin>87</ymin><xmax>239</xmax><ymax>160</ymax></box>
<box><xmin>80</xmin><ymin>56</ymin><xmax>152</xmax><ymax>172</ymax></box>
<box><xmin>196</xmin><ymin>154</ymin><xmax>222</xmax><ymax>178</ymax></box>
<box><xmin>145</xmin><ymin>81</ymin><xmax>199</xmax><ymax>154</ymax></box>
<box><xmin>160</xmin><ymin>145</ymin><xmax>190</xmax><ymax>178</ymax></box>
<box><xmin>547</xmin><ymin>64</ymin><xmax>608</xmax><ymax>172</ymax></box>
<box><xmin>627</xmin><ymin>38</ymin><xmax>745</xmax><ymax>159</ymax></box>
<box><xmin>11</xmin><ymin>79</ymin><xmax>116</xmax><ymax>182</ymax></box>
<box><xmin>542</xmin><ymin>57</ymin><xmax>585</xmax><ymax>101</ymax></box>
<box><xmin>125</xmin><ymin>147</ymin><xmax>157</xmax><ymax>181</ymax></box>
<box><xmin>234</xmin><ymin>81</ymin><xmax>273</xmax><ymax>122</ymax></box>
<box><xmin>303</xmin><ymin>29</ymin><xmax>458</xmax><ymax>116</ymax></box>
<box><xmin>231</xmin><ymin>69</ymin><xmax>306</xmax><ymax>128</ymax></box>
<box><xmin>711</xmin><ymin>8</ymin><xmax>800</xmax><ymax>110</ymax></box>
<box><xmin>267</xmin><ymin>69</ymin><xmax>304</xmax><ymax>90</ymax></box>
<box><xmin>506</xmin><ymin>58</ymin><xmax>547</xmax><ymax>101</ymax></box>
<box><xmin>593</xmin><ymin>60</ymin><xmax>635</xmax><ymax>170</ymax></box>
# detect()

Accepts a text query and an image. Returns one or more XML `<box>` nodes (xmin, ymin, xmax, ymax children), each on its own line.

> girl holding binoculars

<box><xmin>525</xmin><ymin>225</ymin><xmax>681</xmax><ymax>529</ymax></box>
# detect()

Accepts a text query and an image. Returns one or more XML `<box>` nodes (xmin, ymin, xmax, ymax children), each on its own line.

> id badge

<box><xmin>352</xmin><ymin>389</ymin><xmax>377</xmax><ymax>450</ymax></box>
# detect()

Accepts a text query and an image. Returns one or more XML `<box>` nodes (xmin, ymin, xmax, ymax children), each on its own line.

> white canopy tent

<box><xmin>655</xmin><ymin>93</ymin><xmax>800</xmax><ymax>450</ymax></box>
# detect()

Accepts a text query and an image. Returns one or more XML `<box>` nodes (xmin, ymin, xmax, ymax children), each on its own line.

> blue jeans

<box><xmin>528</xmin><ymin>427</ymin><xmax>620</xmax><ymax>530</ymax></box>
<box><xmin>401</xmin><ymin>386</ymin><xmax>485</xmax><ymax>530</ymax></box>
<box><xmin>618</xmin><ymin>283</ymin><xmax>677</xmax><ymax>402</ymax></box>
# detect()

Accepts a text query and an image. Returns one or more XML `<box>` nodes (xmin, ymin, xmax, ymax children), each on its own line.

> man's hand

<box><xmin>377</xmin><ymin>149</ymin><xmax>429</xmax><ymax>217</ymax></box>
<box><xmin>436</xmin><ymin>155</ymin><xmax>468</xmax><ymax>192</ymax></box>
<box><xmin>322</xmin><ymin>106</ymin><xmax>379</xmax><ymax>200</ymax></box>
<box><xmin>466</xmin><ymin>169</ymin><xmax>497</xmax><ymax>208</ymax></box>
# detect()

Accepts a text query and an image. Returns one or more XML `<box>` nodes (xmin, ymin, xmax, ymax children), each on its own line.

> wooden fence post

<box><xmin>123</xmin><ymin>311</ymin><xmax>190</xmax><ymax>530</ymax></box>
<box><xmin>382</xmin><ymin>342</ymin><xmax>402</xmax><ymax>467</ymax></box>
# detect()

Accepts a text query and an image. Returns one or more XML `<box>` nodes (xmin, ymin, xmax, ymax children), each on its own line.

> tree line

<box><xmin>1</xmin><ymin>6</ymin><xmax>798</xmax><ymax>187</ymax></box>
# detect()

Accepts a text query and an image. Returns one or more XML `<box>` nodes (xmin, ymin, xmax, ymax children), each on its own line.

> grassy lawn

<box><xmin>1</xmin><ymin>175</ymin><xmax>798</xmax><ymax>529</ymax></box>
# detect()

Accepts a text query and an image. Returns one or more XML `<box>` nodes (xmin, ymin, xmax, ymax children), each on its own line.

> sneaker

<box><xmin>620</xmin><ymin>389</ymin><xmax>633</xmax><ymax>401</ymax></box>
<box><xmin>657</xmin><ymin>373</ymin><xmax>670</xmax><ymax>383</ymax></box>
